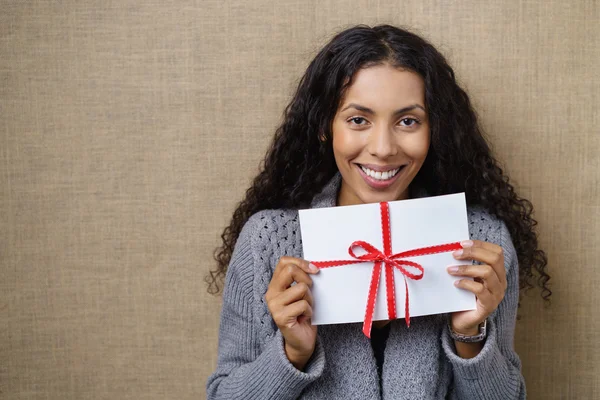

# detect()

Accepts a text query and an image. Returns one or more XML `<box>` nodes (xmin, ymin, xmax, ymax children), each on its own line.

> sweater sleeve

<box><xmin>206</xmin><ymin>215</ymin><xmax>326</xmax><ymax>400</ymax></box>
<box><xmin>441</xmin><ymin>220</ymin><xmax>526</xmax><ymax>399</ymax></box>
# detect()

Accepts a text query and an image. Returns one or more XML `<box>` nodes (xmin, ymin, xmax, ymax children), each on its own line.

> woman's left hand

<box><xmin>447</xmin><ymin>240</ymin><xmax>508</xmax><ymax>335</ymax></box>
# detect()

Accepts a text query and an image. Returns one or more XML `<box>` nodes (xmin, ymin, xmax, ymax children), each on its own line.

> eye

<box><xmin>399</xmin><ymin>118</ymin><xmax>420</xmax><ymax>127</ymax></box>
<box><xmin>348</xmin><ymin>117</ymin><xmax>368</xmax><ymax>126</ymax></box>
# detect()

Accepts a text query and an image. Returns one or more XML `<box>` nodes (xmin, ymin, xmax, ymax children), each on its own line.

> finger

<box><xmin>454</xmin><ymin>278</ymin><xmax>501</xmax><ymax>316</ymax></box>
<box><xmin>266</xmin><ymin>260</ymin><xmax>314</xmax><ymax>303</ymax></box>
<box><xmin>461</xmin><ymin>240</ymin><xmax>502</xmax><ymax>255</ymax></box>
<box><xmin>274</xmin><ymin>282</ymin><xmax>313</xmax><ymax>307</ymax></box>
<box><xmin>453</xmin><ymin>245</ymin><xmax>501</xmax><ymax>265</ymax></box>
<box><xmin>272</xmin><ymin>263</ymin><xmax>313</xmax><ymax>293</ymax></box>
<box><xmin>287</xmin><ymin>299</ymin><xmax>313</xmax><ymax>319</ymax></box>
<box><xmin>276</xmin><ymin>300</ymin><xmax>313</xmax><ymax>329</ymax></box>
<box><xmin>453</xmin><ymin>245</ymin><xmax>506</xmax><ymax>285</ymax></box>
<box><xmin>275</xmin><ymin>256</ymin><xmax>319</xmax><ymax>277</ymax></box>
<box><xmin>454</xmin><ymin>278</ymin><xmax>491</xmax><ymax>300</ymax></box>
<box><xmin>468</xmin><ymin>241</ymin><xmax>507</xmax><ymax>288</ymax></box>
<box><xmin>304</xmin><ymin>284</ymin><xmax>314</xmax><ymax>307</ymax></box>
<box><xmin>297</xmin><ymin>314</ymin><xmax>313</xmax><ymax>326</ymax></box>
<box><xmin>447</xmin><ymin>264</ymin><xmax>502</xmax><ymax>292</ymax></box>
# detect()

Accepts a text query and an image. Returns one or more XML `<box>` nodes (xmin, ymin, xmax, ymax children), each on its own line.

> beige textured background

<box><xmin>1</xmin><ymin>1</ymin><xmax>598</xmax><ymax>399</ymax></box>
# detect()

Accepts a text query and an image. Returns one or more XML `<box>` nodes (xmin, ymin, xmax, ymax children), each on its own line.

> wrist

<box><xmin>449</xmin><ymin>318</ymin><xmax>488</xmax><ymax>344</ymax></box>
<box><xmin>284</xmin><ymin>342</ymin><xmax>313</xmax><ymax>371</ymax></box>
<box><xmin>450</xmin><ymin>317</ymin><xmax>487</xmax><ymax>336</ymax></box>
<box><xmin>451</xmin><ymin>324</ymin><xmax>480</xmax><ymax>336</ymax></box>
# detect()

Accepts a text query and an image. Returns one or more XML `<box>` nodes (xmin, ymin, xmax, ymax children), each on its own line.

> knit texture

<box><xmin>207</xmin><ymin>174</ymin><xmax>526</xmax><ymax>399</ymax></box>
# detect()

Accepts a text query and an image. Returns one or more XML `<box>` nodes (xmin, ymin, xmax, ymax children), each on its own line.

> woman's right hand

<box><xmin>265</xmin><ymin>256</ymin><xmax>320</xmax><ymax>371</ymax></box>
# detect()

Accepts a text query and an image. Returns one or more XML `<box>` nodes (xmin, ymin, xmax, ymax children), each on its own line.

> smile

<box><xmin>356</xmin><ymin>163</ymin><xmax>407</xmax><ymax>189</ymax></box>
<box><xmin>359</xmin><ymin>165</ymin><xmax>402</xmax><ymax>181</ymax></box>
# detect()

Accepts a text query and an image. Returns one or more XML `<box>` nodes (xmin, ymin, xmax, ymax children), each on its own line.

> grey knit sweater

<box><xmin>207</xmin><ymin>174</ymin><xmax>526</xmax><ymax>399</ymax></box>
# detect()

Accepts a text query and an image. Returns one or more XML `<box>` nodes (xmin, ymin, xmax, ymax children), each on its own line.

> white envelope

<box><xmin>298</xmin><ymin>193</ymin><xmax>476</xmax><ymax>326</ymax></box>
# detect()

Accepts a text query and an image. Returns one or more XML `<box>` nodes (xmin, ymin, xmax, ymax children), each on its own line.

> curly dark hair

<box><xmin>205</xmin><ymin>24</ymin><xmax>551</xmax><ymax>303</ymax></box>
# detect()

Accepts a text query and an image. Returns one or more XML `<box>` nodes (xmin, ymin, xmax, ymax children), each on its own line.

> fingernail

<box><xmin>308</xmin><ymin>263</ymin><xmax>319</xmax><ymax>273</ymax></box>
<box><xmin>447</xmin><ymin>266</ymin><xmax>459</xmax><ymax>273</ymax></box>
<box><xmin>461</xmin><ymin>240</ymin><xmax>473</xmax><ymax>248</ymax></box>
<box><xmin>454</xmin><ymin>280</ymin><xmax>460</xmax><ymax>286</ymax></box>
<box><xmin>453</xmin><ymin>249</ymin><xmax>463</xmax><ymax>257</ymax></box>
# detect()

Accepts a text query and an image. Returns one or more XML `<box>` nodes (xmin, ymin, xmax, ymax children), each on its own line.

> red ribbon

<box><xmin>311</xmin><ymin>202</ymin><xmax>461</xmax><ymax>338</ymax></box>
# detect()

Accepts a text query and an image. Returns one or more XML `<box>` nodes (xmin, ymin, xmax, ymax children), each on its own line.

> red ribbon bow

<box><xmin>311</xmin><ymin>202</ymin><xmax>461</xmax><ymax>338</ymax></box>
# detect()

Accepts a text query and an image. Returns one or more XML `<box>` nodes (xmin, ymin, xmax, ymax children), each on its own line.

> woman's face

<box><xmin>332</xmin><ymin>64</ymin><xmax>430</xmax><ymax>206</ymax></box>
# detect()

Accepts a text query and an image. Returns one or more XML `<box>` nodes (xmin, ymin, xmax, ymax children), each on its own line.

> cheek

<box><xmin>403</xmin><ymin>130</ymin><xmax>430</xmax><ymax>161</ymax></box>
<box><xmin>332</xmin><ymin>126</ymin><xmax>362</xmax><ymax>161</ymax></box>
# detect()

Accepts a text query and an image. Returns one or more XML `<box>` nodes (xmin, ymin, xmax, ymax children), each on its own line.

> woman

<box><xmin>206</xmin><ymin>24</ymin><xmax>550</xmax><ymax>399</ymax></box>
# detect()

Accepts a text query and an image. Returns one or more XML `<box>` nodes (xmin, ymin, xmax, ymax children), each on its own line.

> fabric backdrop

<box><xmin>1</xmin><ymin>1</ymin><xmax>598</xmax><ymax>399</ymax></box>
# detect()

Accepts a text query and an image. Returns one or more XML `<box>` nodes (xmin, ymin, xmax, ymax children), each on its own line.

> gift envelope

<box><xmin>298</xmin><ymin>193</ymin><xmax>476</xmax><ymax>328</ymax></box>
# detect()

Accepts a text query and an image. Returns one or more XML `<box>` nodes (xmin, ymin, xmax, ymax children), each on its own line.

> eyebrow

<box><xmin>340</xmin><ymin>103</ymin><xmax>426</xmax><ymax>116</ymax></box>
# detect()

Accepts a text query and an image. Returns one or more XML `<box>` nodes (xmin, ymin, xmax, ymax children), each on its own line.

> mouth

<box><xmin>356</xmin><ymin>163</ymin><xmax>407</xmax><ymax>189</ymax></box>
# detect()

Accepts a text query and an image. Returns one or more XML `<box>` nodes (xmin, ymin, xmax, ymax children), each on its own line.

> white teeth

<box><xmin>360</xmin><ymin>165</ymin><xmax>402</xmax><ymax>181</ymax></box>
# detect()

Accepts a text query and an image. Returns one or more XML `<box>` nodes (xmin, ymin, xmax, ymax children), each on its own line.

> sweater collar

<box><xmin>309</xmin><ymin>172</ymin><xmax>430</xmax><ymax>209</ymax></box>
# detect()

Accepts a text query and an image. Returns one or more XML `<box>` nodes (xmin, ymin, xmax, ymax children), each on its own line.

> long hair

<box><xmin>206</xmin><ymin>24</ymin><xmax>551</xmax><ymax>302</ymax></box>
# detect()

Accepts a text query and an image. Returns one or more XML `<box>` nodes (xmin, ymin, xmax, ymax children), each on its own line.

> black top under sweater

<box><xmin>370</xmin><ymin>323</ymin><xmax>391</xmax><ymax>386</ymax></box>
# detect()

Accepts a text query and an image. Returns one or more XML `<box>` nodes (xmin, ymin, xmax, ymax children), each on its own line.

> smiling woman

<box><xmin>332</xmin><ymin>66</ymin><xmax>430</xmax><ymax>205</ymax></box>
<box><xmin>205</xmin><ymin>24</ymin><xmax>550</xmax><ymax>399</ymax></box>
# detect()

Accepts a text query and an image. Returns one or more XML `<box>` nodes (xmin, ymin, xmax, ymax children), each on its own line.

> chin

<box><xmin>359</xmin><ymin>189</ymin><xmax>407</xmax><ymax>204</ymax></box>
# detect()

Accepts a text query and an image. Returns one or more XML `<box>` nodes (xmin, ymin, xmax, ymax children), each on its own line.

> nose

<box><xmin>367</xmin><ymin>124</ymin><xmax>398</xmax><ymax>159</ymax></box>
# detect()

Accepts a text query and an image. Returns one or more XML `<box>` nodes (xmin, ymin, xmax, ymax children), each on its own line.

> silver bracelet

<box><xmin>448</xmin><ymin>319</ymin><xmax>487</xmax><ymax>343</ymax></box>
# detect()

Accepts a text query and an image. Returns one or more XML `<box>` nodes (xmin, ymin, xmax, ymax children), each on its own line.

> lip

<box><xmin>356</xmin><ymin>163</ymin><xmax>406</xmax><ymax>190</ymax></box>
<box><xmin>359</xmin><ymin>163</ymin><xmax>403</xmax><ymax>172</ymax></box>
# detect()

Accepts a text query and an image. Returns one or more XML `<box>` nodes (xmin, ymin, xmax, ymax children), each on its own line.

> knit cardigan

<box><xmin>207</xmin><ymin>174</ymin><xmax>526</xmax><ymax>399</ymax></box>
